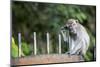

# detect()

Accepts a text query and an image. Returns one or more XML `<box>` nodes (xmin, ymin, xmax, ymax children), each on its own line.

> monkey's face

<box><xmin>60</xmin><ymin>19</ymin><xmax>78</xmax><ymax>41</ymax></box>
<box><xmin>62</xmin><ymin>19</ymin><xmax>78</xmax><ymax>34</ymax></box>
<box><xmin>66</xmin><ymin>19</ymin><xmax>77</xmax><ymax>28</ymax></box>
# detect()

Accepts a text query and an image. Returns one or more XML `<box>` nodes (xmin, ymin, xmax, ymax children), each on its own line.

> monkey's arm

<box><xmin>60</xmin><ymin>29</ymin><xmax>70</xmax><ymax>42</ymax></box>
<box><xmin>69</xmin><ymin>39</ymin><xmax>84</xmax><ymax>55</ymax></box>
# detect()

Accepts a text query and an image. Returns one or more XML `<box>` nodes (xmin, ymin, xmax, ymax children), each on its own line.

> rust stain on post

<box><xmin>11</xmin><ymin>54</ymin><xmax>81</xmax><ymax>66</ymax></box>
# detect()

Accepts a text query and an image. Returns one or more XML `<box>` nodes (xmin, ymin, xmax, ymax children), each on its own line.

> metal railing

<box><xmin>18</xmin><ymin>32</ymin><xmax>63</xmax><ymax>57</ymax></box>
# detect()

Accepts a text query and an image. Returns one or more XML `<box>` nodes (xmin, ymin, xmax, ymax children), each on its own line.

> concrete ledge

<box><xmin>11</xmin><ymin>54</ymin><xmax>82</xmax><ymax>66</ymax></box>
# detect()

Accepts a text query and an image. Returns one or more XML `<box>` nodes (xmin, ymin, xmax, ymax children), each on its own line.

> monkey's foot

<box><xmin>65</xmin><ymin>52</ymin><xmax>76</xmax><ymax>55</ymax></box>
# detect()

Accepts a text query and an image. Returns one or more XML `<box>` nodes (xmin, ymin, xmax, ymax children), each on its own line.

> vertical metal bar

<box><xmin>18</xmin><ymin>33</ymin><xmax>21</xmax><ymax>57</ymax></box>
<box><xmin>47</xmin><ymin>32</ymin><xmax>50</xmax><ymax>54</ymax></box>
<box><xmin>58</xmin><ymin>34</ymin><xmax>61</xmax><ymax>54</ymax></box>
<box><xmin>34</xmin><ymin>32</ymin><xmax>37</xmax><ymax>55</ymax></box>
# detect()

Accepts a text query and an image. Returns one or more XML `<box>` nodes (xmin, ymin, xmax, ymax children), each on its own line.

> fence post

<box><xmin>47</xmin><ymin>32</ymin><xmax>50</xmax><ymax>54</ymax></box>
<box><xmin>34</xmin><ymin>32</ymin><xmax>37</xmax><ymax>55</ymax></box>
<box><xmin>58</xmin><ymin>34</ymin><xmax>61</xmax><ymax>54</ymax></box>
<box><xmin>18</xmin><ymin>33</ymin><xmax>21</xmax><ymax>57</ymax></box>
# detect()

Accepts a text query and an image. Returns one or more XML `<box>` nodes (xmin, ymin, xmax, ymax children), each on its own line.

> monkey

<box><xmin>60</xmin><ymin>19</ymin><xmax>90</xmax><ymax>60</ymax></box>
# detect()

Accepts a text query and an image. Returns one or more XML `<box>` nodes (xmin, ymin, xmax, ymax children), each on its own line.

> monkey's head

<box><xmin>61</xmin><ymin>19</ymin><xmax>79</xmax><ymax>34</ymax></box>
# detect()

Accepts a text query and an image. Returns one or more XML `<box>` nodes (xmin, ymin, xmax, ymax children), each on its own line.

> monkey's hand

<box><xmin>60</xmin><ymin>29</ymin><xmax>70</xmax><ymax>42</ymax></box>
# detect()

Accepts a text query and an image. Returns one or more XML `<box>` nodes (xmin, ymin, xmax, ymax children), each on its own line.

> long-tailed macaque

<box><xmin>60</xmin><ymin>19</ymin><xmax>90</xmax><ymax>58</ymax></box>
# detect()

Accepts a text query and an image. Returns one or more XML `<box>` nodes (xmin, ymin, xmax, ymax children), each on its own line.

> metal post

<box><xmin>34</xmin><ymin>32</ymin><xmax>37</xmax><ymax>55</ymax></box>
<box><xmin>18</xmin><ymin>33</ymin><xmax>21</xmax><ymax>57</ymax></box>
<box><xmin>58</xmin><ymin>34</ymin><xmax>61</xmax><ymax>54</ymax></box>
<box><xmin>47</xmin><ymin>32</ymin><xmax>50</xmax><ymax>54</ymax></box>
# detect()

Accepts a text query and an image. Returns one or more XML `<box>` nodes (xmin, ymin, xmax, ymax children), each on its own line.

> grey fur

<box><xmin>60</xmin><ymin>19</ymin><xmax>90</xmax><ymax>56</ymax></box>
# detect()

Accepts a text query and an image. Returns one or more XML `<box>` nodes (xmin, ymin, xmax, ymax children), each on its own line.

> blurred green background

<box><xmin>11</xmin><ymin>1</ymin><xmax>96</xmax><ymax>61</ymax></box>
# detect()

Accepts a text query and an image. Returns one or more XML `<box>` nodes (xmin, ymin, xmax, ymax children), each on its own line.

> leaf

<box><xmin>80</xmin><ymin>13</ymin><xmax>87</xmax><ymax>20</ymax></box>
<box><xmin>11</xmin><ymin>37</ymin><xmax>19</xmax><ymax>58</ymax></box>
<box><xmin>76</xmin><ymin>13</ymin><xmax>83</xmax><ymax>23</ymax></box>
<box><xmin>11</xmin><ymin>37</ymin><xmax>25</xmax><ymax>58</ymax></box>
<box><xmin>22</xmin><ymin>42</ymin><xmax>31</xmax><ymax>55</ymax></box>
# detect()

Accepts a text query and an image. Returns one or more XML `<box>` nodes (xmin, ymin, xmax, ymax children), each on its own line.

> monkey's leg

<box><xmin>65</xmin><ymin>36</ymin><xmax>75</xmax><ymax>55</ymax></box>
<box><xmin>69</xmin><ymin>40</ymin><xmax>83</xmax><ymax>55</ymax></box>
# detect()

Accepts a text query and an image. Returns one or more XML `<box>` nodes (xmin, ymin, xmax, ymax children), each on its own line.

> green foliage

<box><xmin>22</xmin><ymin>42</ymin><xmax>31</xmax><ymax>55</ymax></box>
<box><xmin>11</xmin><ymin>37</ymin><xmax>18</xmax><ymax>58</ymax></box>
<box><xmin>12</xmin><ymin>37</ymin><xmax>25</xmax><ymax>58</ymax></box>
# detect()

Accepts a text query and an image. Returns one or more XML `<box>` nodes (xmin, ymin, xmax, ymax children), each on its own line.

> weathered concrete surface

<box><xmin>11</xmin><ymin>54</ymin><xmax>82</xmax><ymax>66</ymax></box>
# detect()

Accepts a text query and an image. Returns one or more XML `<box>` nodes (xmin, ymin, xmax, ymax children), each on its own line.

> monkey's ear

<box><xmin>75</xmin><ymin>20</ymin><xmax>79</xmax><ymax>23</ymax></box>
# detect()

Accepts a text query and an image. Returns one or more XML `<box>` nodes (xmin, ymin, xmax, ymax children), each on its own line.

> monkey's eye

<box><xmin>75</xmin><ymin>20</ymin><xmax>78</xmax><ymax>23</ymax></box>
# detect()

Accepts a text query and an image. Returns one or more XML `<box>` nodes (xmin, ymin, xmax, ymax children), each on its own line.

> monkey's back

<box><xmin>75</xmin><ymin>23</ymin><xmax>90</xmax><ymax>55</ymax></box>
